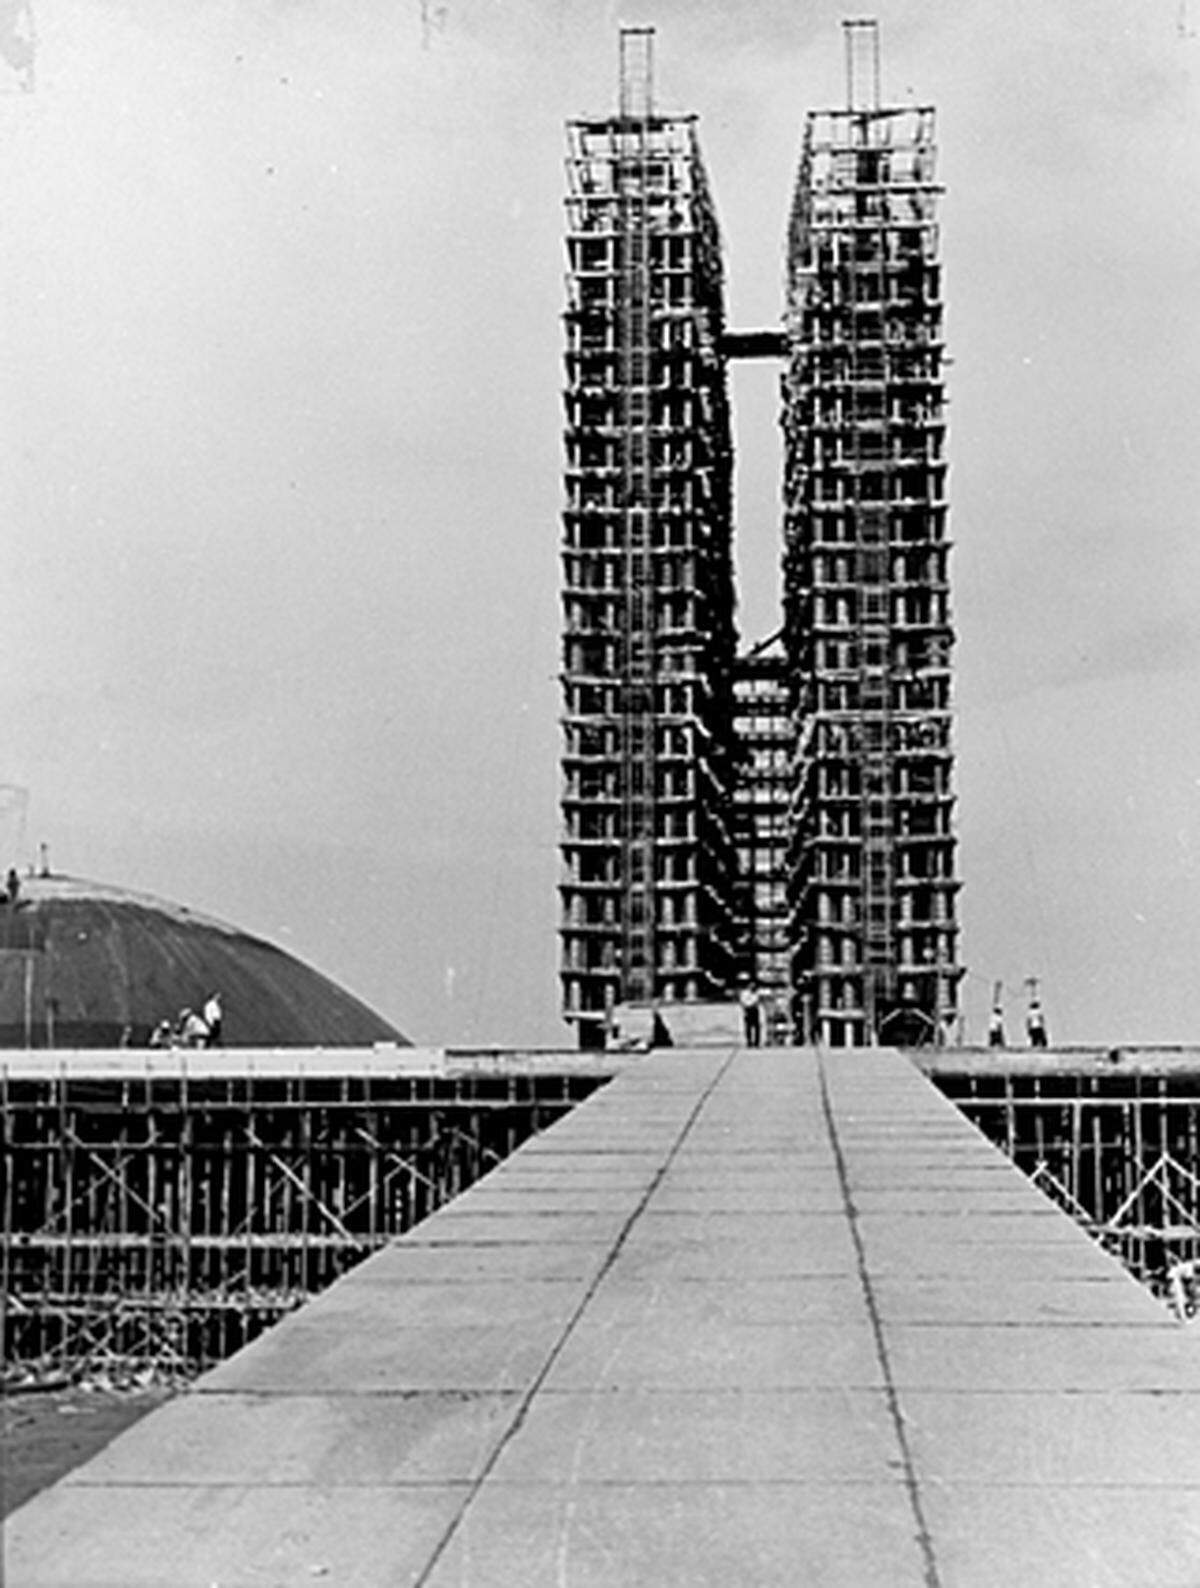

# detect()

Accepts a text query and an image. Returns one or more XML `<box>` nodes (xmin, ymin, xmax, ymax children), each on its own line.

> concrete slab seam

<box><xmin>413</xmin><ymin>1048</ymin><xmax>740</xmax><ymax>1585</ymax></box>
<box><xmin>817</xmin><ymin>1049</ymin><xmax>942</xmax><ymax>1588</ymax></box>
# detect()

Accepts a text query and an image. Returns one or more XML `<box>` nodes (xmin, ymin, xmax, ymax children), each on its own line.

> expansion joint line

<box><xmin>415</xmin><ymin>1047</ymin><xmax>739</xmax><ymax>1586</ymax></box>
<box><xmin>816</xmin><ymin>1048</ymin><xmax>941</xmax><ymax>1588</ymax></box>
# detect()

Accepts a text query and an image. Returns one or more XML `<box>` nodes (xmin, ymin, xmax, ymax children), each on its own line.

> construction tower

<box><xmin>559</xmin><ymin>28</ymin><xmax>739</xmax><ymax>1047</ymax></box>
<box><xmin>782</xmin><ymin>21</ymin><xmax>961</xmax><ymax>1046</ymax></box>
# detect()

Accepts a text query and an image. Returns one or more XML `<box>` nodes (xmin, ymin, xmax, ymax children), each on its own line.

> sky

<box><xmin>0</xmin><ymin>0</ymin><xmax>1197</xmax><ymax>1047</ymax></box>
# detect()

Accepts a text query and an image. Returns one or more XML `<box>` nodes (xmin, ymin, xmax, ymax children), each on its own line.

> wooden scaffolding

<box><xmin>0</xmin><ymin>1054</ymin><xmax>604</xmax><ymax>1382</ymax></box>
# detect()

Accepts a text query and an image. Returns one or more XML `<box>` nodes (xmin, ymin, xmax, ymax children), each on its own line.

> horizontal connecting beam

<box><xmin>718</xmin><ymin>329</ymin><xmax>787</xmax><ymax>359</ymax></box>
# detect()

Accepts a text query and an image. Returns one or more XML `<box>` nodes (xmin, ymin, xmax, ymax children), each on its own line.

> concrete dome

<box><xmin>0</xmin><ymin>873</ymin><xmax>409</xmax><ymax>1049</ymax></box>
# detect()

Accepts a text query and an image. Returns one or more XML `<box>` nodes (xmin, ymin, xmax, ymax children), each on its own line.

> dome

<box><xmin>0</xmin><ymin>873</ymin><xmax>409</xmax><ymax>1049</ymax></box>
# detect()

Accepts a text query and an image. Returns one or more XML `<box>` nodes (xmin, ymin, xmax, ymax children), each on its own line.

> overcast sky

<box><xmin>0</xmin><ymin>0</ymin><xmax>1197</xmax><ymax>1047</ymax></box>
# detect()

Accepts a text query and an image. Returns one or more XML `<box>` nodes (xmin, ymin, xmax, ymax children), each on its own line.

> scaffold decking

<box><xmin>10</xmin><ymin>1047</ymin><xmax>1200</xmax><ymax>1586</ymax></box>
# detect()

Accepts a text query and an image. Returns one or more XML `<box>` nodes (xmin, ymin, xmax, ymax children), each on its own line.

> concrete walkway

<box><xmin>8</xmin><ymin>1047</ymin><xmax>1200</xmax><ymax>1586</ymax></box>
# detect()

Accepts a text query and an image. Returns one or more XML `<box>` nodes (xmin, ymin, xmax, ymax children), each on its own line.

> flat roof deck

<box><xmin>8</xmin><ymin>1047</ymin><xmax>1200</xmax><ymax>1586</ymax></box>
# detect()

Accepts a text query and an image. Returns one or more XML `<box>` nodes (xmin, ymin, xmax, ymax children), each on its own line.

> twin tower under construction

<box><xmin>559</xmin><ymin>23</ymin><xmax>959</xmax><ymax>1049</ymax></box>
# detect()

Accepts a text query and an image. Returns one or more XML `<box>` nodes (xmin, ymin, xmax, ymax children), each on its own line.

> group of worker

<box><xmin>744</xmin><ymin>981</ymin><xmax>1049</xmax><ymax>1050</ymax></box>
<box><xmin>624</xmin><ymin>983</ymin><xmax>1046</xmax><ymax>1051</ymax></box>
<box><xmin>148</xmin><ymin>993</ymin><xmax>223</xmax><ymax>1049</ymax></box>
<box><xmin>988</xmin><ymin>996</ymin><xmax>1048</xmax><ymax>1050</ymax></box>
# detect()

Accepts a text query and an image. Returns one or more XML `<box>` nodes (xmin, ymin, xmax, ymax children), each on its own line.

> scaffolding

<box><xmin>732</xmin><ymin>635</ymin><xmax>792</xmax><ymax>1043</ymax></box>
<box><xmin>560</xmin><ymin>29</ymin><xmax>739</xmax><ymax>1047</ymax></box>
<box><xmin>782</xmin><ymin>21</ymin><xmax>960</xmax><ymax>1046</ymax></box>
<box><xmin>931</xmin><ymin>1057</ymin><xmax>1200</xmax><ymax>1312</ymax></box>
<box><xmin>0</xmin><ymin>1055</ymin><xmax>602</xmax><ymax>1381</ymax></box>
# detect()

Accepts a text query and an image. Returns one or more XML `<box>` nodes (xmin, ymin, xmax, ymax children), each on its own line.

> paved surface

<box><xmin>8</xmin><ymin>1046</ymin><xmax>1200</xmax><ymax>1586</ymax></box>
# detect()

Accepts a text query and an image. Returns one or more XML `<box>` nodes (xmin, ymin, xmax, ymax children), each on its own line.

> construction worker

<box><xmin>203</xmin><ymin>992</ymin><xmax>223</xmax><ymax>1047</ymax></box>
<box><xmin>987</xmin><ymin>1005</ymin><xmax>1005</xmax><ymax>1048</ymax></box>
<box><xmin>739</xmin><ymin>981</ymin><xmax>762</xmax><ymax>1047</ymax></box>
<box><xmin>1026</xmin><ymin>998</ymin><xmax>1048</xmax><ymax>1049</ymax></box>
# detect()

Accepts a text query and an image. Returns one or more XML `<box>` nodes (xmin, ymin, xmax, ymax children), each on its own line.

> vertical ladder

<box><xmin>857</xmin><ymin>505</ymin><xmax>895</xmax><ymax>1039</ymax></box>
<box><xmin>849</xmin><ymin>98</ymin><xmax>895</xmax><ymax>1039</ymax></box>
<box><xmin>618</xmin><ymin>28</ymin><xmax>657</xmax><ymax>1006</ymax></box>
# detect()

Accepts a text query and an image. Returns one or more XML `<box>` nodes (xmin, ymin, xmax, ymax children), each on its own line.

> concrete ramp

<box><xmin>8</xmin><ymin>1047</ymin><xmax>1200</xmax><ymax>1586</ymax></box>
